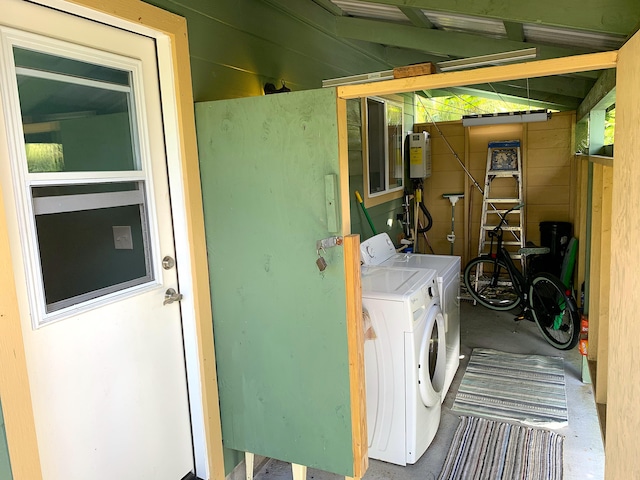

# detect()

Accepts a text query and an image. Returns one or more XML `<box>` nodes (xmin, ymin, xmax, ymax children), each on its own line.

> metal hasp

<box><xmin>163</xmin><ymin>287</ymin><xmax>183</xmax><ymax>305</ymax></box>
<box><xmin>315</xmin><ymin>236</ymin><xmax>343</xmax><ymax>272</ymax></box>
<box><xmin>316</xmin><ymin>236</ymin><xmax>343</xmax><ymax>251</ymax></box>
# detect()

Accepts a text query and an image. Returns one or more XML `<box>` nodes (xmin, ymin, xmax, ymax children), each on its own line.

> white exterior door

<box><xmin>0</xmin><ymin>1</ymin><xmax>195</xmax><ymax>479</ymax></box>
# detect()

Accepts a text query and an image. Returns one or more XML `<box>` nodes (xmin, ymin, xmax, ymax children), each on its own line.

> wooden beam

<box><xmin>343</xmin><ymin>235</ymin><xmax>368</xmax><ymax>478</ymax></box>
<box><xmin>398</xmin><ymin>6</ymin><xmax>434</xmax><ymax>29</ymax></box>
<box><xmin>596</xmin><ymin>165</ymin><xmax>613</xmax><ymax>405</ymax></box>
<box><xmin>588</xmin><ymin>163</ymin><xmax>604</xmax><ymax>362</ymax></box>
<box><xmin>336</xmin><ymin>17</ymin><xmax>589</xmax><ymax>61</ymax></box>
<box><xmin>576</xmin><ymin>155</ymin><xmax>589</xmax><ymax>310</ymax></box>
<box><xmin>357</xmin><ymin>0</ymin><xmax>638</xmax><ymax>36</ymax></box>
<box><xmin>577</xmin><ymin>69</ymin><xmax>617</xmax><ymax>122</ymax></box>
<box><xmin>337</xmin><ymin>51</ymin><xmax>617</xmax><ymax>99</ymax></box>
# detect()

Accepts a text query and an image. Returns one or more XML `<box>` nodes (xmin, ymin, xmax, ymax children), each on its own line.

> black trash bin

<box><xmin>538</xmin><ymin>221</ymin><xmax>572</xmax><ymax>276</ymax></box>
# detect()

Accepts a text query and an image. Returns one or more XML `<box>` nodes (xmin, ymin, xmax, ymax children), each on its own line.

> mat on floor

<box><xmin>438</xmin><ymin>416</ymin><xmax>564</xmax><ymax>480</ymax></box>
<box><xmin>452</xmin><ymin>348</ymin><xmax>568</xmax><ymax>427</ymax></box>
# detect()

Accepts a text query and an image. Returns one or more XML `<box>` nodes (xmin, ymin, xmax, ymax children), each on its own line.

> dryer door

<box><xmin>418</xmin><ymin>306</ymin><xmax>446</xmax><ymax>407</ymax></box>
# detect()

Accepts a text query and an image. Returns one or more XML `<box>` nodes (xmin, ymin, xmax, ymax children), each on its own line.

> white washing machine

<box><xmin>361</xmin><ymin>233</ymin><xmax>460</xmax><ymax>401</ymax></box>
<box><xmin>361</xmin><ymin>265</ymin><xmax>446</xmax><ymax>466</ymax></box>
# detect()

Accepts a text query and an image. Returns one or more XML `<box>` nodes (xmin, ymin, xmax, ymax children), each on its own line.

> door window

<box><xmin>2</xmin><ymin>34</ymin><xmax>159</xmax><ymax>323</ymax></box>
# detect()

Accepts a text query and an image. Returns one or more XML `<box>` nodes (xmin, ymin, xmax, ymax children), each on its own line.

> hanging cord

<box><xmin>416</xmin><ymin>95</ymin><xmax>516</xmax><ymax>236</ymax></box>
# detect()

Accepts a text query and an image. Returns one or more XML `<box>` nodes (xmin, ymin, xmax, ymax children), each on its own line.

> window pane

<box><xmin>15</xmin><ymin>47</ymin><xmax>140</xmax><ymax>173</ymax></box>
<box><xmin>32</xmin><ymin>183</ymin><xmax>153</xmax><ymax>313</ymax></box>
<box><xmin>367</xmin><ymin>98</ymin><xmax>386</xmax><ymax>194</ymax></box>
<box><xmin>14</xmin><ymin>47</ymin><xmax>130</xmax><ymax>85</ymax></box>
<box><xmin>387</xmin><ymin>104</ymin><xmax>403</xmax><ymax>190</ymax></box>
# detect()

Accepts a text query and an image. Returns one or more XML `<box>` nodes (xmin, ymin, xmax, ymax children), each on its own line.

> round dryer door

<box><xmin>418</xmin><ymin>306</ymin><xmax>446</xmax><ymax>407</ymax></box>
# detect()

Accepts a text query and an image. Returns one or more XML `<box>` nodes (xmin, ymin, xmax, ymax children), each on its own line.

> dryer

<box><xmin>361</xmin><ymin>233</ymin><xmax>460</xmax><ymax>401</ymax></box>
<box><xmin>361</xmin><ymin>266</ymin><xmax>445</xmax><ymax>466</ymax></box>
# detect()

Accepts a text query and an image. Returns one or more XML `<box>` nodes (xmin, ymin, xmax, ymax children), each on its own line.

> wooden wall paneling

<box><xmin>587</xmin><ymin>163</ymin><xmax>603</xmax><ymax>362</ymax></box>
<box><xmin>569</xmin><ymin>113</ymin><xmax>578</xmax><ymax>230</ymax></box>
<box><xmin>595</xmin><ymin>165</ymin><xmax>613</xmax><ymax>405</ymax></box>
<box><xmin>606</xmin><ymin>27</ymin><xmax>640</xmax><ymax>479</ymax></box>
<box><xmin>412</xmin><ymin>122</ymin><xmax>466</xmax><ymax>256</ymax></box>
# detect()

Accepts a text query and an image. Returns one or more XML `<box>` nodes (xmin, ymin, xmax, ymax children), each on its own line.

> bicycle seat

<box><xmin>518</xmin><ymin>246</ymin><xmax>550</xmax><ymax>256</ymax></box>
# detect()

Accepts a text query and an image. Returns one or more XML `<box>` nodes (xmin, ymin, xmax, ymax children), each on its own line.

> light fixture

<box><xmin>437</xmin><ymin>48</ymin><xmax>537</xmax><ymax>72</ymax></box>
<box><xmin>322</xmin><ymin>70</ymin><xmax>394</xmax><ymax>88</ymax></box>
<box><xmin>461</xmin><ymin>109</ymin><xmax>551</xmax><ymax>127</ymax></box>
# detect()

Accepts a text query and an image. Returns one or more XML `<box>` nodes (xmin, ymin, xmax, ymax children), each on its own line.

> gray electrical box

<box><xmin>409</xmin><ymin>131</ymin><xmax>431</xmax><ymax>178</ymax></box>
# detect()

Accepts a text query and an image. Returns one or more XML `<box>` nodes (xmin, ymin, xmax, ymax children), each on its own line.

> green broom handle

<box><xmin>355</xmin><ymin>190</ymin><xmax>377</xmax><ymax>235</ymax></box>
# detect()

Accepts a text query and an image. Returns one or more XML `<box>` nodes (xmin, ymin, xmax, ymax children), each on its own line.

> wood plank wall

<box><xmin>414</xmin><ymin>112</ymin><xmax>575</xmax><ymax>266</ymax></box>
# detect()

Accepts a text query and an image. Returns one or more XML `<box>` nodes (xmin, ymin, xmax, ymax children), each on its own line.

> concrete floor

<box><xmin>251</xmin><ymin>301</ymin><xmax>605</xmax><ymax>480</ymax></box>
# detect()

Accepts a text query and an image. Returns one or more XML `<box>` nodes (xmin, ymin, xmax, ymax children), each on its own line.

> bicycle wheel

<box><xmin>463</xmin><ymin>257</ymin><xmax>521</xmax><ymax>311</ymax></box>
<box><xmin>529</xmin><ymin>273</ymin><xmax>580</xmax><ymax>350</ymax></box>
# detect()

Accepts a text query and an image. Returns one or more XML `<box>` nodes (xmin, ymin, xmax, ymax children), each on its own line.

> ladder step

<box><xmin>481</xmin><ymin>226</ymin><xmax>522</xmax><ymax>231</ymax></box>
<box><xmin>484</xmin><ymin>198</ymin><xmax>521</xmax><ymax>203</ymax></box>
<box><xmin>485</xmin><ymin>210</ymin><xmax>521</xmax><ymax>214</ymax></box>
<box><xmin>488</xmin><ymin>171</ymin><xmax>521</xmax><ymax>177</ymax></box>
<box><xmin>478</xmin><ymin>252</ymin><xmax>522</xmax><ymax>260</ymax></box>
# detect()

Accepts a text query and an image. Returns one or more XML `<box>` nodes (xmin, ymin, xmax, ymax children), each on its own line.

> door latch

<box><xmin>163</xmin><ymin>288</ymin><xmax>183</xmax><ymax>305</ymax></box>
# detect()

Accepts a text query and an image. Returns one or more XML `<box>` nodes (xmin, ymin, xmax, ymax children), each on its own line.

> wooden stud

<box><xmin>337</xmin><ymin>51</ymin><xmax>617</xmax><ymax>99</ymax></box>
<box><xmin>291</xmin><ymin>463</ymin><xmax>307</xmax><ymax>480</ymax></box>
<box><xmin>343</xmin><ymin>234</ymin><xmax>368</xmax><ymax>478</ymax></box>
<box><xmin>595</xmin><ymin>165</ymin><xmax>613</xmax><ymax>404</ymax></box>
<box><xmin>245</xmin><ymin>452</ymin><xmax>254</xmax><ymax>480</ymax></box>
<box><xmin>576</xmin><ymin>156</ymin><xmax>589</xmax><ymax>310</ymax></box>
<box><xmin>588</xmin><ymin>164</ymin><xmax>603</xmax><ymax>362</ymax></box>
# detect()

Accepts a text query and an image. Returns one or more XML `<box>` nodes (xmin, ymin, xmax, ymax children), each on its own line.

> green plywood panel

<box><xmin>0</xmin><ymin>400</ymin><xmax>13</xmax><ymax>480</ymax></box>
<box><xmin>196</xmin><ymin>88</ymin><xmax>354</xmax><ymax>476</ymax></box>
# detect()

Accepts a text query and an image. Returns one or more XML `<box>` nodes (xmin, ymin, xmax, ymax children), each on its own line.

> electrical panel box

<box><xmin>409</xmin><ymin>131</ymin><xmax>431</xmax><ymax>178</ymax></box>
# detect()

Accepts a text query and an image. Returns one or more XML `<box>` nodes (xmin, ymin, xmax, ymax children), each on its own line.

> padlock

<box><xmin>316</xmin><ymin>256</ymin><xmax>328</xmax><ymax>272</ymax></box>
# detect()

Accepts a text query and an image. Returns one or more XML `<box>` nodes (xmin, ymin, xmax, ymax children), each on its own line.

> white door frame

<box><xmin>0</xmin><ymin>0</ymin><xmax>224</xmax><ymax>478</ymax></box>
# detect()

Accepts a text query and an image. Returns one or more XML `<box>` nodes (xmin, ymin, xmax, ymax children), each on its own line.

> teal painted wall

<box><xmin>142</xmin><ymin>0</ymin><xmax>408</xmax><ymax>102</ymax></box>
<box><xmin>196</xmin><ymin>88</ymin><xmax>355</xmax><ymax>476</ymax></box>
<box><xmin>0</xmin><ymin>400</ymin><xmax>13</xmax><ymax>480</ymax></box>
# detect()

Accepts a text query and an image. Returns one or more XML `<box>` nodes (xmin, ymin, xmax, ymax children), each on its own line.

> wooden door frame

<box><xmin>336</xmin><ymin>50</ymin><xmax>617</xmax><ymax>477</ymax></box>
<box><xmin>0</xmin><ymin>0</ymin><xmax>224</xmax><ymax>479</ymax></box>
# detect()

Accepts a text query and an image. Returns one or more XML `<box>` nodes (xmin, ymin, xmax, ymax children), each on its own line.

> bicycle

<box><xmin>463</xmin><ymin>204</ymin><xmax>580</xmax><ymax>350</ymax></box>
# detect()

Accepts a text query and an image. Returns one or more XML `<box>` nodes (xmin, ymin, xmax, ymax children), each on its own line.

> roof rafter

<box><xmin>357</xmin><ymin>0</ymin><xmax>639</xmax><ymax>36</ymax></box>
<box><xmin>336</xmin><ymin>17</ymin><xmax>591</xmax><ymax>61</ymax></box>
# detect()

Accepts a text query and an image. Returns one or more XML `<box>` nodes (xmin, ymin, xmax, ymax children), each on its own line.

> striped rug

<box><xmin>452</xmin><ymin>349</ymin><xmax>568</xmax><ymax>427</ymax></box>
<box><xmin>438</xmin><ymin>416</ymin><xmax>564</xmax><ymax>480</ymax></box>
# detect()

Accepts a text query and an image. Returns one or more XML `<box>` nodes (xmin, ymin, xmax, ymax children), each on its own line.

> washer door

<box><xmin>418</xmin><ymin>306</ymin><xmax>446</xmax><ymax>407</ymax></box>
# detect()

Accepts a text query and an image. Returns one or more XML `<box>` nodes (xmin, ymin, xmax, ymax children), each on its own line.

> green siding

<box><xmin>143</xmin><ymin>0</ymin><xmax>392</xmax><ymax>101</ymax></box>
<box><xmin>196</xmin><ymin>88</ymin><xmax>354</xmax><ymax>476</ymax></box>
<box><xmin>0</xmin><ymin>400</ymin><xmax>13</xmax><ymax>480</ymax></box>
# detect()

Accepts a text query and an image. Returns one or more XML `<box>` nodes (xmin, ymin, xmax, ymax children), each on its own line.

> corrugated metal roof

<box><xmin>524</xmin><ymin>24</ymin><xmax>624</xmax><ymax>51</ymax></box>
<box><xmin>331</xmin><ymin>0</ymin><xmax>410</xmax><ymax>24</ymax></box>
<box><xmin>328</xmin><ymin>0</ymin><xmax>624</xmax><ymax>51</ymax></box>
<box><xmin>420</xmin><ymin>9</ymin><xmax>506</xmax><ymax>39</ymax></box>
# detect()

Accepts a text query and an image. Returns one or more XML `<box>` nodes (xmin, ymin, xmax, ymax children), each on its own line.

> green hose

<box><xmin>355</xmin><ymin>190</ymin><xmax>377</xmax><ymax>235</ymax></box>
